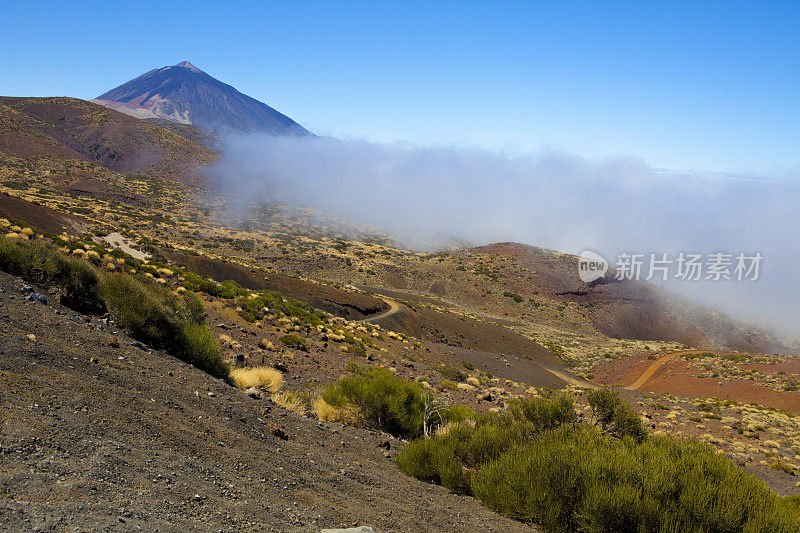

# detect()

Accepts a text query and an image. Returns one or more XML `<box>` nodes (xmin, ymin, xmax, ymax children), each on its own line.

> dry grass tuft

<box><xmin>271</xmin><ymin>391</ymin><xmax>308</xmax><ymax>416</ymax></box>
<box><xmin>312</xmin><ymin>395</ymin><xmax>360</xmax><ymax>425</ymax></box>
<box><xmin>257</xmin><ymin>338</ymin><xmax>274</xmax><ymax>350</ymax></box>
<box><xmin>230</xmin><ymin>366</ymin><xmax>283</xmax><ymax>393</ymax></box>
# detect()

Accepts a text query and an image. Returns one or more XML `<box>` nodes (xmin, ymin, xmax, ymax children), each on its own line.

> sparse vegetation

<box><xmin>344</xmin><ymin>343</ymin><xmax>367</xmax><ymax>357</ymax></box>
<box><xmin>399</xmin><ymin>389</ymin><xmax>799</xmax><ymax>532</ymax></box>
<box><xmin>234</xmin><ymin>289</ymin><xmax>325</xmax><ymax>325</ymax></box>
<box><xmin>503</xmin><ymin>290</ymin><xmax>524</xmax><ymax>303</ymax></box>
<box><xmin>0</xmin><ymin>236</ymin><xmax>227</xmax><ymax>377</ymax></box>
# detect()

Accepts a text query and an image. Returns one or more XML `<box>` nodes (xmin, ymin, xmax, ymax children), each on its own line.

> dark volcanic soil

<box><xmin>164</xmin><ymin>251</ymin><xmax>388</xmax><ymax>320</ymax></box>
<box><xmin>373</xmin><ymin>304</ymin><xmax>557</xmax><ymax>364</ymax></box>
<box><xmin>0</xmin><ymin>194</ymin><xmax>88</xmax><ymax>235</ymax></box>
<box><xmin>0</xmin><ymin>272</ymin><xmax>533</xmax><ymax>532</ymax></box>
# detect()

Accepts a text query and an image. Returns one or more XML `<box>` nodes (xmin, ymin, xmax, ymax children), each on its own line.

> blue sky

<box><xmin>1</xmin><ymin>0</ymin><xmax>798</xmax><ymax>175</ymax></box>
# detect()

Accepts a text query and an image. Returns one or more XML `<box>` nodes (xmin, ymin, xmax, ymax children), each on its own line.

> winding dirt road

<box><xmin>358</xmin><ymin>297</ymin><xmax>403</xmax><ymax>322</ymax></box>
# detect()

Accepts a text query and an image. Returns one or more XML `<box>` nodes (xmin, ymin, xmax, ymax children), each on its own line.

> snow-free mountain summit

<box><xmin>93</xmin><ymin>61</ymin><xmax>311</xmax><ymax>135</ymax></box>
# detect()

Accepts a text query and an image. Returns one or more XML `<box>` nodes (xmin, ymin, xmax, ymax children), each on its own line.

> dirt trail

<box><xmin>538</xmin><ymin>363</ymin><xmax>599</xmax><ymax>389</ymax></box>
<box><xmin>625</xmin><ymin>351</ymin><xmax>694</xmax><ymax>390</ymax></box>
<box><xmin>358</xmin><ymin>297</ymin><xmax>402</xmax><ymax>322</ymax></box>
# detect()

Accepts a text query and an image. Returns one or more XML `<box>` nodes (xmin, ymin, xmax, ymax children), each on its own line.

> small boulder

<box><xmin>477</xmin><ymin>391</ymin><xmax>493</xmax><ymax>402</ymax></box>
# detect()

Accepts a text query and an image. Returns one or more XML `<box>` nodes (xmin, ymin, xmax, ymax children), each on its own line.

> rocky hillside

<box><xmin>0</xmin><ymin>270</ymin><xmax>531</xmax><ymax>532</ymax></box>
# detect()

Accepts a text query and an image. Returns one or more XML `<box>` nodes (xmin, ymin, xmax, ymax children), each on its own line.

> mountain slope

<box><xmin>0</xmin><ymin>270</ymin><xmax>530</xmax><ymax>532</ymax></box>
<box><xmin>93</xmin><ymin>61</ymin><xmax>311</xmax><ymax>135</ymax></box>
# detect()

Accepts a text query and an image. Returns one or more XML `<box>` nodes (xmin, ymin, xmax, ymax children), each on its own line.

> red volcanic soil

<box><xmin>595</xmin><ymin>351</ymin><xmax>800</xmax><ymax>413</ymax></box>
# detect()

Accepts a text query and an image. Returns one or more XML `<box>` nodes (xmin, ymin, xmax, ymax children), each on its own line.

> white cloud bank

<box><xmin>210</xmin><ymin>134</ymin><xmax>800</xmax><ymax>336</ymax></box>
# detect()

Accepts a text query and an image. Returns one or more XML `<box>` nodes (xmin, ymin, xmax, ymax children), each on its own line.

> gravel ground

<box><xmin>0</xmin><ymin>272</ymin><xmax>533</xmax><ymax>532</ymax></box>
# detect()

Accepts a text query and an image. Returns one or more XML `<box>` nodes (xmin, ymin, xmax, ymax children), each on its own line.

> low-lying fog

<box><xmin>210</xmin><ymin>134</ymin><xmax>800</xmax><ymax>338</ymax></box>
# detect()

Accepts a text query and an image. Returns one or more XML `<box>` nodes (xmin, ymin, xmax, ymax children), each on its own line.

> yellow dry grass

<box><xmin>271</xmin><ymin>391</ymin><xmax>307</xmax><ymax>416</ymax></box>
<box><xmin>312</xmin><ymin>396</ymin><xmax>360</xmax><ymax>425</ymax></box>
<box><xmin>230</xmin><ymin>366</ymin><xmax>283</xmax><ymax>393</ymax></box>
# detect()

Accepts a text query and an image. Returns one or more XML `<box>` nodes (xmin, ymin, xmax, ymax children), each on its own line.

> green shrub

<box><xmin>443</xmin><ymin>404</ymin><xmax>476</xmax><ymax>423</ymax></box>
<box><xmin>101</xmin><ymin>275</ymin><xmax>180</xmax><ymax>348</ymax></box>
<box><xmin>0</xmin><ymin>237</ymin><xmax>226</xmax><ymax>378</ymax></box>
<box><xmin>345</xmin><ymin>343</ymin><xmax>367</xmax><ymax>357</ymax></box>
<box><xmin>503</xmin><ymin>291</ymin><xmax>524</xmax><ymax>303</ymax></box>
<box><xmin>280</xmin><ymin>334</ymin><xmax>309</xmax><ymax>352</ymax></box>
<box><xmin>472</xmin><ymin>426</ymin><xmax>597</xmax><ymax>530</ymax></box>
<box><xmin>398</xmin><ymin>387</ymin><xmax>798</xmax><ymax>532</ymax></box>
<box><xmin>0</xmin><ymin>237</ymin><xmax>105</xmax><ymax>313</ymax></box>
<box><xmin>179</xmin><ymin>271</ymin><xmax>222</xmax><ymax>296</ymax></box>
<box><xmin>182</xmin><ymin>290</ymin><xmax>206</xmax><ymax>324</ymax></box>
<box><xmin>344</xmin><ymin>360</ymin><xmax>369</xmax><ymax>374</ymax></box>
<box><xmin>782</xmin><ymin>495</ymin><xmax>800</xmax><ymax>519</ymax></box>
<box><xmin>440</xmin><ymin>379</ymin><xmax>458</xmax><ymax>390</ymax></box>
<box><xmin>219</xmin><ymin>280</ymin><xmax>248</xmax><ymax>299</ymax></box>
<box><xmin>770</xmin><ymin>461</ymin><xmax>796</xmax><ymax>475</ymax></box>
<box><xmin>180</xmin><ymin>322</ymin><xmax>227</xmax><ymax>377</ymax></box>
<box><xmin>100</xmin><ymin>275</ymin><xmax>227</xmax><ymax>378</ymax></box>
<box><xmin>321</xmin><ymin>368</ymin><xmax>424</xmax><ymax>438</ymax></box>
<box><xmin>397</xmin><ymin>427</ymin><xmax>472</xmax><ymax>492</ymax></box>
<box><xmin>398</xmin><ymin>411</ymin><xmax>534</xmax><ymax>493</ymax></box>
<box><xmin>509</xmin><ymin>393</ymin><xmax>577</xmax><ymax>432</ymax></box>
<box><xmin>587</xmin><ymin>388</ymin><xmax>647</xmax><ymax>442</ymax></box>
<box><xmin>472</xmin><ymin>428</ymin><xmax>798</xmax><ymax>532</ymax></box>
<box><xmin>438</xmin><ymin>365</ymin><xmax>466</xmax><ymax>382</ymax></box>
